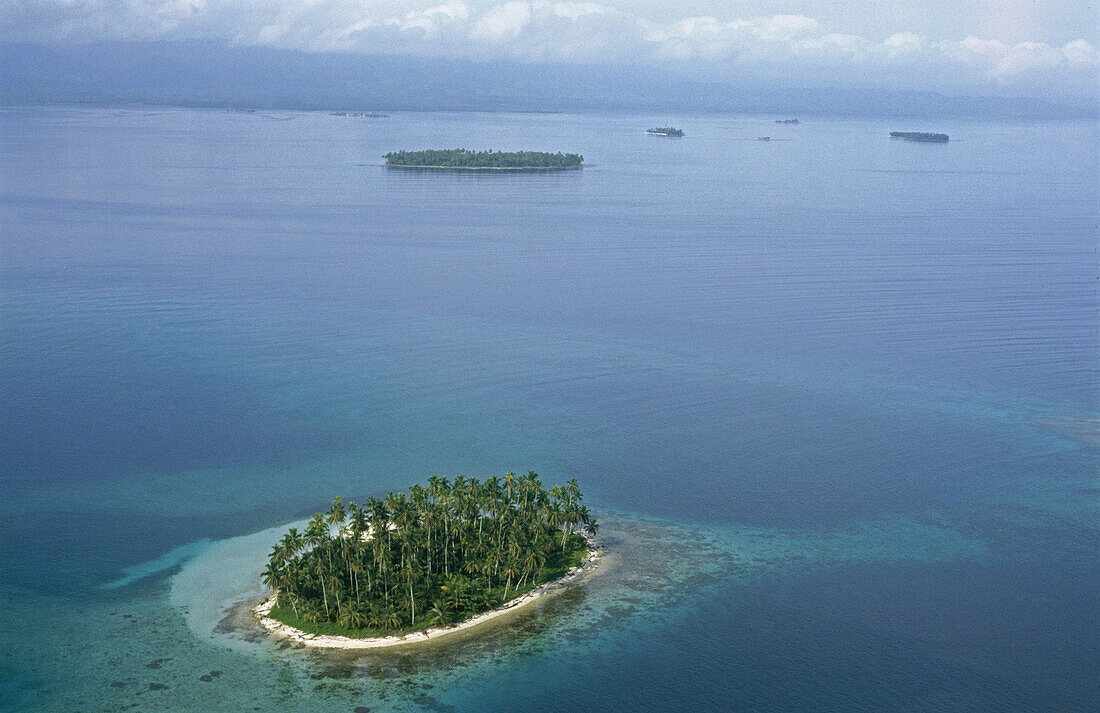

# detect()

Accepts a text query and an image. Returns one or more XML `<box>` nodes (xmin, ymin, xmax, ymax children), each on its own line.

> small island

<box><xmin>257</xmin><ymin>472</ymin><xmax>599</xmax><ymax>646</ymax></box>
<box><xmin>890</xmin><ymin>131</ymin><xmax>949</xmax><ymax>143</ymax></box>
<box><xmin>384</xmin><ymin>149</ymin><xmax>583</xmax><ymax>170</ymax></box>
<box><xmin>646</xmin><ymin>126</ymin><xmax>684</xmax><ymax>137</ymax></box>
<box><xmin>331</xmin><ymin>111</ymin><xmax>388</xmax><ymax>118</ymax></box>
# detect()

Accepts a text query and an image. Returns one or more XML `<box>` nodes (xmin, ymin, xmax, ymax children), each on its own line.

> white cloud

<box><xmin>882</xmin><ymin>32</ymin><xmax>925</xmax><ymax>56</ymax></box>
<box><xmin>1</xmin><ymin>0</ymin><xmax>1095</xmax><ymax>95</ymax></box>
<box><xmin>473</xmin><ymin>1</ymin><xmax>532</xmax><ymax>40</ymax></box>
<box><xmin>551</xmin><ymin>3</ymin><xmax>607</xmax><ymax>21</ymax></box>
<box><xmin>755</xmin><ymin>14</ymin><xmax>820</xmax><ymax>41</ymax></box>
<box><xmin>394</xmin><ymin>2</ymin><xmax>470</xmax><ymax>40</ymax></box>
<box><xmin>1062</xmin><ymin>38</ymin><xmax>1098</xmax><ymax>63</ymax></box>
<box><xmin>939</xmin><ymin>34</ymin><xmax>1097</xmax><ymax>81</ymax></box>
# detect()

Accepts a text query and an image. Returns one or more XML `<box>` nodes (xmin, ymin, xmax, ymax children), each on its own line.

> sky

<box><xmin>1</xmin><ymin>0</ymin><xmax>1097</xmax><ymax>100</ymax></box>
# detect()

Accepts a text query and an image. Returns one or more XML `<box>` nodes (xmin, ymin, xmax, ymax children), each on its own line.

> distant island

<box><xmin>331</xmin><ymin>111</ymin><xmax>388</xmax><ymax>118</ymax></box>
<box><xmin>890</xmin><ymin>131</ymin><xmax>949</xmax><ymax>142</ymax></box>
<box><xmin>646</xmin><ymin>126</ymin><xmax>684</xmax><ymax>137</ymax></box>
<box><xmin>775</xmin><ymin>118</ymin><xmax>800</xmax><ymax>124</ymax></box>
<box><xmin>256</xmin><ymin>472</ymin><xmax>599</xmax><ymax>646</ymax></box>
<box><xmin>384</xmin><ymin>149</ymin><xmax>583</xmax><ymax>170</ymax></box>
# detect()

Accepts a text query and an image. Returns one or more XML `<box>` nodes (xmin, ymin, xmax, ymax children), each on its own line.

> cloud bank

<box><xmin>2</xmin><ymin>0</ymin><xmax>1095</xmax><ymax>98</ymax></box>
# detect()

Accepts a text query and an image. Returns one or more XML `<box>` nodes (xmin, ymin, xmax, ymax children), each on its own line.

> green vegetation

<box><xmin>384</xmin><ymin>149</ymin><xmax>583</xmax><ymax>169</ymax></box>
<box><xmin>646</xmin><ymin>126</ymin><xmax>683</xmax><ymax>136</ymax></box>
<box><xmin>890</xmin><ymin>131</ymin><xmax>949</xmax><ymax>142</ymax></box>
<box><xmin>263</xmin><ymin>472</ymin><xmax>598</xmax><ymax>636</ymax></box>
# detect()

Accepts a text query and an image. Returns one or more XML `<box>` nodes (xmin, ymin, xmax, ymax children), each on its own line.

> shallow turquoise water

<box><xmin>1</xmin><ymin>107</ymin><xmax>1097</xmax><ymax>711</ymax></box>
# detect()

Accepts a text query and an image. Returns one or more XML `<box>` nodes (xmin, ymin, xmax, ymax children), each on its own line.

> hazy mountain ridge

<box><xmin>1</xmin><ymin>41</ymin><xmax>1089</xmax><ymax>119</ymax></box>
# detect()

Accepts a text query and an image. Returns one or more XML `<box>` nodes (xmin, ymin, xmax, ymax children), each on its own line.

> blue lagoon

<box><xmin>1</xmin><ymin>107</ymin><xmax>1097</xmax><ymax>712</ymax></box>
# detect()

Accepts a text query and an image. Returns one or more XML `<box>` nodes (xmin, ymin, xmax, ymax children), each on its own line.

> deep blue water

<box><xmin>1</xmin><ymin>106</ymin><xmax>1097</xmax><ymax>712</ymax></box>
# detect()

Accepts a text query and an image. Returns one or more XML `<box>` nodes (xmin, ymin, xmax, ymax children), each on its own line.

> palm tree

<box><xmin>486</xmin><ymin>550</ymin><xmax>503</xmax><ymax>589</ymax></box>
<box><xmin>547</xmin><ymin>502</ymin><xmax>566</xmax><ymax>548</ymax></box>
<box><xmin>283</xmin><ymin>527</ymin><xmax>303</xmax><ymax>562</ymax></box>
<box><xmin>347</xmin><ymin>504</ymin><xmax>369</xmax><ymax>599</ymax></box>
<box><xmin>383</xmin><ymin>608</ymin><xmax>403</xmax><ymax>630</ymax></box>
<box><xmin>265</xmin><ymin>471</ymin><xmax>596</xmax><ymax>631</ymax></box>
<box><xmin>463</xmin><ymin>558</ymin><xmax>480</xmax><ymax>578</ymax></box>
<box><xmin>371</xmin><ymin>536</ymin><xmax>390</xmax><ymax>607</ymax></box>
<box><xmin>503</xmin><ymin>471</ymin><xmax>518</xmax><ymax>503</ymax></box>
<box><xmin>401</xmin><ymin>538</ymin><xmax>420</xmax><ymax>625</ymax></box>
<box><xmin>520</xmin><ymin>548</ymin><xmax>544</xmax><ymax>586</ymax></box>
<box><xmin>262</xmin><ymin>562</ymin><xmax>283</xmax><ymax>601</ymax></box>
<box><xmin>308</xmin><ymin>551</ymin><xmax>331</xmax><ymax>617</ymax></box>
<box><xmin>367</xmin><ymin>607</ymin><xmax>388</xmax><ymax>630</ymax></box>
<box><xmin>427</xmin><ymin>601</ymin><xmax>453</xmax><ymax>627</ymax></box>
<box><xmin>338</xmin><ymin>607</ymin><xmax>367</xmax><ymax>630</ymax></box>
<box><xmin>500</xmin><ymin>560</ymin><xmax>521</xmax><ymax>601</ymax></box>
<box><xmin>327</xmin><ymin>497</ymin><xmax>346</xmax><ymax>533</ymax></box>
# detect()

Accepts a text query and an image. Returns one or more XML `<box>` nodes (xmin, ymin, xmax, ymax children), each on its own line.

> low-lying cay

<box><xmin>256</xmin><ymin>471</ymin><xmax>599</xmax><ymax>648</ymax></box>
<box><xmin>384</xmin><ymin>149</ymin><xmax>583</xmax><ymax>170</ymax></box>
<box><xmin>890</xmin><ymin>131</ymin><xmax>949</xmax><ymax>142</ymax></box>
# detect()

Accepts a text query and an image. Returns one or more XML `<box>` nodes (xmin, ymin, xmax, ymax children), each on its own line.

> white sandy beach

<box><xmin>251</xmin><ymin>545</ymin><xmax>602</xmax><ymax>649</ymax></box>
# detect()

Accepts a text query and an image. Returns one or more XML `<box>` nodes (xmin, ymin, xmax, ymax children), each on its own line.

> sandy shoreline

<box><xmin>251</xmin><ymin>544</ymin><xmax>602</xmax><ymax>649</ymax></box>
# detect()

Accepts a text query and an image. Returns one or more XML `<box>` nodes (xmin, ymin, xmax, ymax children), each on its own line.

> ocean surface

<box><xmin>1</xmin><ymin>106</ymin><xmax>1097</xmax><ymax>712</ymax></box>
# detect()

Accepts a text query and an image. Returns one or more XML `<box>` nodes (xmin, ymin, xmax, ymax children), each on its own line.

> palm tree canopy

<box><xmin>265</xmin><ymin>471</ymin><xmax>596</xmax><ymax>634</ymax></box>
